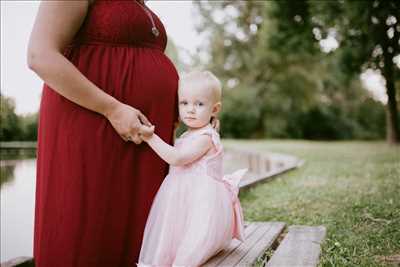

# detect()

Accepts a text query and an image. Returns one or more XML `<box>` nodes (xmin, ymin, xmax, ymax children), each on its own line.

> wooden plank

<box><xmin>225</xmin><ymin>147</ymin><xmax>304</xmax><ymax>190</ymax></box>
<box><xmin>202</xmin><ymin>223</ymin><xmax>259</xmax><ymax>267</ymax></box>
<box><xmin>239</xmin><ymin>162</ymin><xmax>299</xmax><ymax>189</ymax></box>
<box><xmin>236</xmin><ymin>222</ymin><xmax>286</xmax><ymax>266</ymax></box>
<box><xmin>216</xmin><ymin>222</ymin><xmax>283</xmax><ymax>266</ymax></box>
<box><xmin>266</xmin><ymin>225</ymin><xmax>326</xmax><ymax>267</ymax></box>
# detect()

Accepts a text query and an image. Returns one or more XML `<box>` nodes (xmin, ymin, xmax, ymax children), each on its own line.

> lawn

<box><xmin>223</xmin><ymin>140</ymin><xmax>400</xmax><ymax>267</ymax></box>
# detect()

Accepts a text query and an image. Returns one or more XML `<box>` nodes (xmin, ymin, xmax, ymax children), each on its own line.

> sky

<box><xmin>0</xmin><ymin>1</ymin><xmax>389</xmax><ymax>115</ymax></box>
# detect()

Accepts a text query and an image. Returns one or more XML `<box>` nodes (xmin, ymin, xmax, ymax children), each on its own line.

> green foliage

<box><xmin>220</xmin><ymin>88</ymin><xmax>261</xmax><ymax>138</ymax></box>
<box><xmin>20</xmin><ymin>113</ymin><xmax>38</xmax><ymax>141</ymax></box>
<box><xmin>1</xmin><ymin>165</ymin><xmax>15</xmax><ymax>188</ymax></box>
<box><xmin>0</xmin><ymin>94</ymin><xmax>38</xmax><ymax>141</ymax></box>
<box><xmin>192</xmin><ymin>1</ymin><xmax>389</xmax><ymax>140</ymax></box>
<box><xmin>268</xmin><ymin>0</ymin><xmax>318</xmax><ymax>56</ymax></box>
<box><xmin>352</xmin><ymin>98</ymin><xmax>386</xmax><ymax>139</ymax></box>
<box><xmin>300</xmin><ymin>99</ymin><xmax>385</xmax><ymax>140</ymax></box>
<box><xmin>299</xmin><ymin>0</ymin><xmax>400</xmax><ymax>142</ymax></box>
<box><xmin>1</xmin><ymin>94</ymin><xmax>22</xmax><ymax>141</ymax></box>
<box><xmin>296</xmin><ymin>105</ymin><xmax>354</xmax><ymax>140</ymax></box>
<box><xmin>310</xmin><ymin>0</ymin><xmax>399</xmax><ymax>74</ymax></box>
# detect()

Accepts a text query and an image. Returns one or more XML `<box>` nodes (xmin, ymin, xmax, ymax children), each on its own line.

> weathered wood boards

<box><xmin>266</xmin><ymin>225</ymin><xmax>327</xmax><ymax>267</ymax></box>
<box><xmin>203</xmin><ymin>222</ymin><xmax>286</xmax><ymax>267</ymax></box>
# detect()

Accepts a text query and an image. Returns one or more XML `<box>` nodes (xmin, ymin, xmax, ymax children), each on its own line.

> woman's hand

<box><xmin>138</xmin><ymin>125</ymin><xmax>155</xmax><ymax>142</ymax></box>
<box><xmin>105</xmin><ymin>102</ymin><xmax>152</xmax><ymax>144</ymax></box>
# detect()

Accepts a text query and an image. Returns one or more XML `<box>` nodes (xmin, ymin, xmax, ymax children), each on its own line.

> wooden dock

<box><xmin>1</xmin><ymin>222</ymin><xmax>326</xmax><ymax>267</ymax></box>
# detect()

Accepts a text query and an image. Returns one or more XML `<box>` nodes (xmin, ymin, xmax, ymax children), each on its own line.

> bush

<box><xmin>1</xmin><ymin>94</ymin><xmax>38</xmax><ymax>141</ymax></box>
<box><xmin>0</xmin><ymin>95</ymin><xmax>23</xmax><ymax>141</ymax></box>
<box><xmin>220</xmin><ymin>89</ymin><xmax>261</xmax><ymax>138</ymax></box>
<box><xmin>298</xmin><ymin>105</ymin><xmax>355</xmax><ymax>140</ymax></box>
<box><xmin>352</xmin><ymin>98</ymin><xmax>385</xmax><ymax>139</ymax></box>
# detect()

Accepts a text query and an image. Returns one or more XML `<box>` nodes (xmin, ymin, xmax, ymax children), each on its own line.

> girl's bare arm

<box><xmin>139</xmin><ymin>126</ymin><xmax>212</xmax><ymax>166</ymax></box>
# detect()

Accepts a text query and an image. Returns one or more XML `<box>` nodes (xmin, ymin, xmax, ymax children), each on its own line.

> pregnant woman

<box><xmin>27</xmin><ymin>1</ymin><xmax>178</xmax><ymax>266</ymax></box>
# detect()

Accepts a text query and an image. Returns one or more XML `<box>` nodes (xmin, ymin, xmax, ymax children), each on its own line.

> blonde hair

<box><xmin>180</xmin><ymin>70</ymin><xmax>222</xmax><ymax>102</ymax></box>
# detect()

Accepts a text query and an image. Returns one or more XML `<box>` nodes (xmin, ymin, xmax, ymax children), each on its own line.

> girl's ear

<box><xmin>212</xmin><ymin>102</ymin><xmax>222</xmax><ymax>116</ymax></box>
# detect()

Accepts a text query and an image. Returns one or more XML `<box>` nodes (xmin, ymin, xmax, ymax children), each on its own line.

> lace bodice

<box><xmin>69</xmin><ymin>0</ymin><xmax>167</xmax><ymax>50</ymax></box>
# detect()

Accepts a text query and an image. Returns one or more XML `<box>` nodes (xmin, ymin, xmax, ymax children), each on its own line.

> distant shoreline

<box><xmin>0</xmin><ymin>142</ymin><xmax>37</xmax><ymax>149</ymax></box>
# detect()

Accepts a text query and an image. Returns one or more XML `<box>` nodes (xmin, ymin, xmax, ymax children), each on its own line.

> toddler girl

<box><xmin>137</xmin><ymin>71</ymin><xmax>247</xmax><ymax>267</ymax></box>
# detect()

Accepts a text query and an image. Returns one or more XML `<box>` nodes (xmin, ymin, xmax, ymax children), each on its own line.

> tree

<box><xmin>20</xmin><ymin>113</ymin><xmax>38</xmax><ymax>141</ymax></box>
<box><xmin>0</xmin><ymin>94</ymin><xmax>22</xmax><ymax>141</ymax></box>
<box><xmin>192</xmin><ymin>1</ymin><xmax>387</xmax><ymax>140</ymax></box>
<box><xmin>0</xmin><ymin>94</ymin><xmax>38</xmax><ymax>141</ymax></box>
<box><xmin>308</xmin><ymin>0</ymin><xmax>400</xmax><ymax>144</ymax></box>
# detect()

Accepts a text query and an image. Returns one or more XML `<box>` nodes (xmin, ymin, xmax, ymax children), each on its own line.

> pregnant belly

<box><xmin>114</xmin><ymin>48</ymin><xmax>179</xmax><ymax>131</ymax></box>
<box><xmin>124</xmin><ymin>50</ymin><xmax>179</xmax><ymax>113</ymax></box>
<box><xmin>102</xmin><ymin>48</ymin><xmax>179</xmax><ymax>114</ymax></box>
<box><xmin>63</xmin><ymin>45</ymin><xmax>179</xmax><ymax>126</ymax></box>
<box><xmin>67</xmin><ymin>45</ymin><xmax>178</xmax><ymax>107</ymax></box>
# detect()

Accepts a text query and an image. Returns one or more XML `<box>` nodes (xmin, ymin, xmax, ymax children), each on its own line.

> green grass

<box><xmin>223</xmin><ymin>140</ymin><xmax>400</xmax><ymax>267</ymax></box>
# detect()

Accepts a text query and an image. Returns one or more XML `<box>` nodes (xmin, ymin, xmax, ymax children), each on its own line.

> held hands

<box><xmin>105</xmin><ymin>102</ymin><xmax>152</xmax><ymax>144</ymax></box>
<box><xmin>138</xmin><ymin>125</ymin><xmax>155</xmax><ymax>142</ymax></box>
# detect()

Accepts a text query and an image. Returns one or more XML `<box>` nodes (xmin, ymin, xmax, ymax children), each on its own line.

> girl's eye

<box><xmin>179</xmin><ymin>101</ymin><xmax>187</xmax><ymax>105</ymax></box>
<box><xmin>197</xmin><ymin>102</ymin><xmax>204</xmax><ymax>106</ymax></box>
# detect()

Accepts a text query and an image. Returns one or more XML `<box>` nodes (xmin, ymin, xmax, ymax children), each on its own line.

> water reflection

<box><xmin>1</xmin><ymin>164</ymin><xmax>16</xmax><ymax>188</ymax></box>
<box><xmin>0</xmin><ymin>148</ymin><xmax>36</xmax><ymax>161</ymax></box>
<box><xmin>0</xmin><ymin>154</ymin><xmax>36</xmax><ymax>263</ymax></box>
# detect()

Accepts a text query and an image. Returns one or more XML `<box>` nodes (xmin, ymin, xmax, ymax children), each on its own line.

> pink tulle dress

<box><xmin>137</xmin><ymin>124</ymin><xmax>247</xmax><ymax>267</ymax></box>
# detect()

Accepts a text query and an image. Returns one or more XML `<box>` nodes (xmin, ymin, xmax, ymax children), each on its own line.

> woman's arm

<box><xmin>139</xmin><ymin>126</ymin><xmax>212</xmax><ymax>166</ymax></box>
<box><xmin>27</xmin><ymin>1</ymin><xmax>115</xmax><ymax>115</ymax></box>
<box><xmin>27</xmin><ymin>1</ymin><xmax>150</xmax><ymax>143</ymax></box>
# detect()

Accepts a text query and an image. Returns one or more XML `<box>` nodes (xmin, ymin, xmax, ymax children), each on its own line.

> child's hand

<box><xmin>139</xmin><ymin>125</ymin><xmax>155</xmax><ymax>142</ymax></box>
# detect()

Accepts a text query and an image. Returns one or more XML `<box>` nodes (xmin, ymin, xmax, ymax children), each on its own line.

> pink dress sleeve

<box><xmin>197</xmin><ymin>127</ymin><xmax>223</xmax><ymax>155</ymax></box>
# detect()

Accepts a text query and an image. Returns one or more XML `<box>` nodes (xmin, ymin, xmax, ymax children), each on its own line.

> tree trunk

<box><xmin>382</xmin><ymin>50</ymin><xmax>399</xmax><ymax>145</ymax></box>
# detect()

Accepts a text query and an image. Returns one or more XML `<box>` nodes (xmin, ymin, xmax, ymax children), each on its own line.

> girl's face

<box><xmin>178</xmin><ymin>80</ymin><xmax>221</xmax><ymax>129</ymax></box>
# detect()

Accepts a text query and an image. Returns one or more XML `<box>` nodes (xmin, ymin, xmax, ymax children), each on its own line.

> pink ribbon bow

<box><xmin>222</xmin><ymin>168</ymin><xmax>248</xmax><ymax>242</ymax></box>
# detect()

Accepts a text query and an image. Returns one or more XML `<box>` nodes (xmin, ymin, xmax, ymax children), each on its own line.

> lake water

<box><xmin>1</xmin><ymin>156</ymin><xmax>36</xmax><ymax>263</ymax></box>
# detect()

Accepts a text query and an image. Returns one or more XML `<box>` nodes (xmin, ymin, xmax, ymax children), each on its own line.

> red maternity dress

<box><xmin>34</xmin><ymin>1</ymin><xmax>178</xmax><ymax>266</ymax></box>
